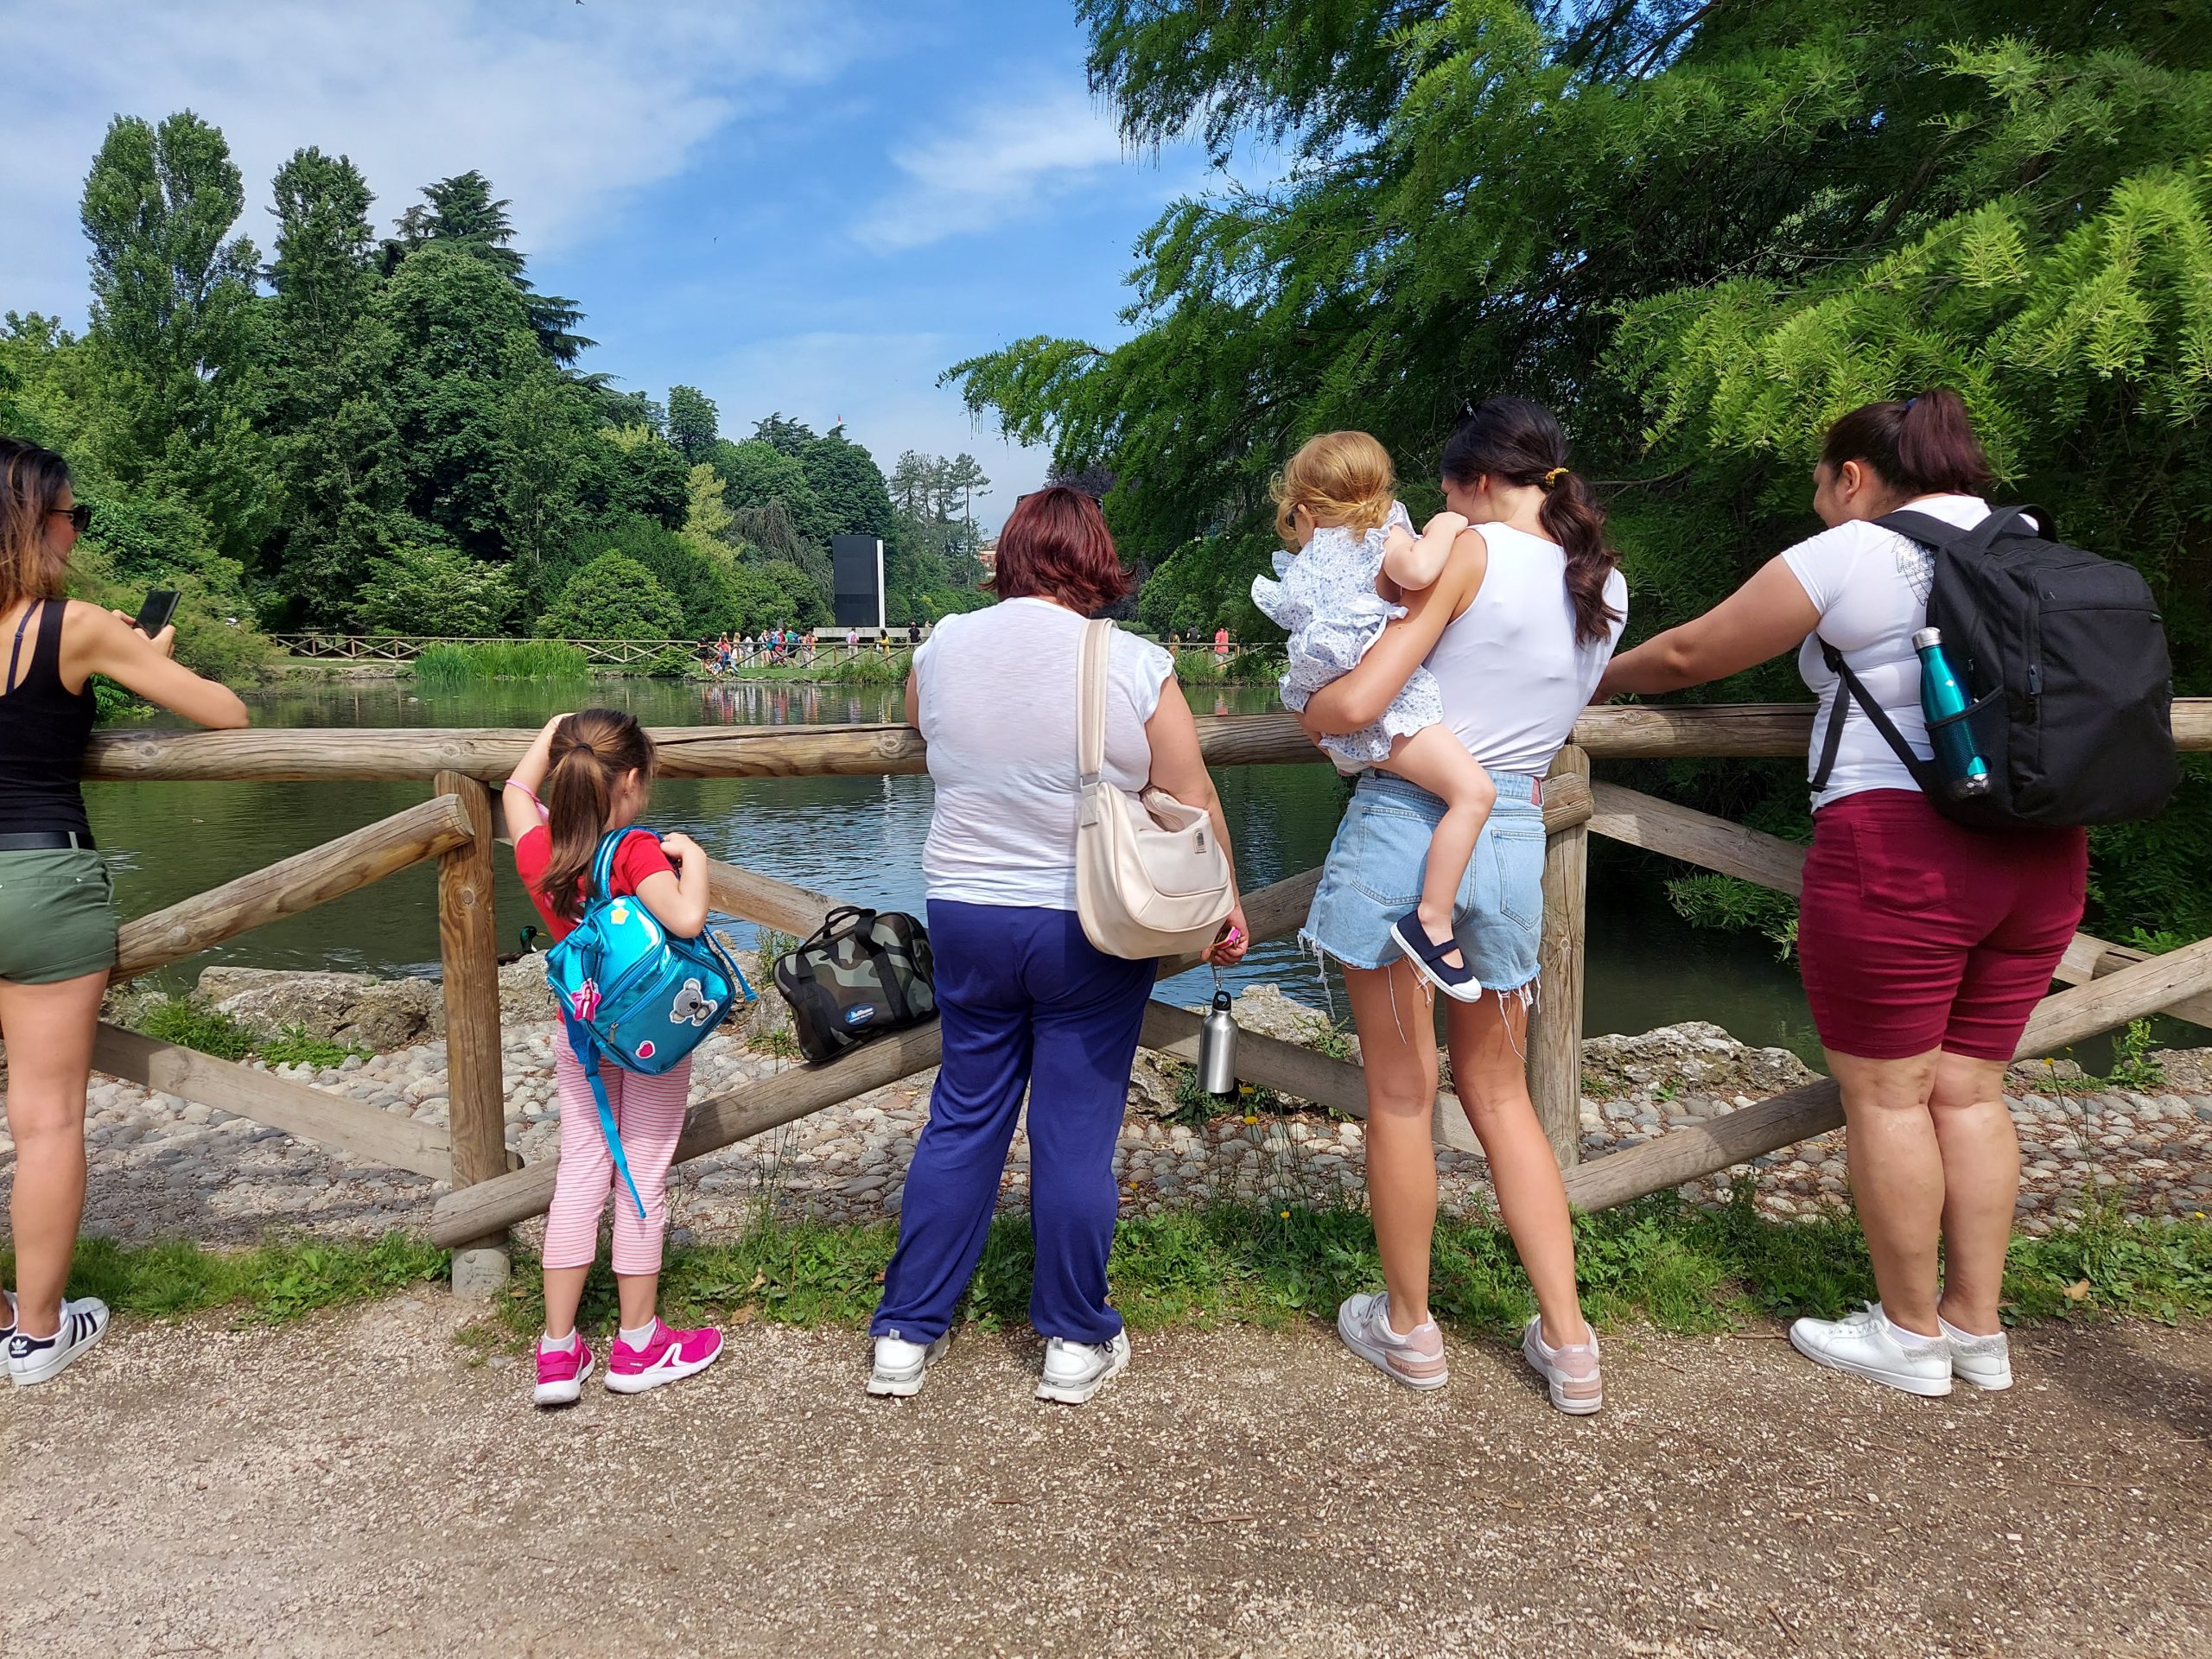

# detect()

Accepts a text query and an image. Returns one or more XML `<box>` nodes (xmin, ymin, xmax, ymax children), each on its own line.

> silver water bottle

<box><xmin>1198</xmin><ymin>983</ymin><xmax>1239</xmax><ymax>1098</ymax></box>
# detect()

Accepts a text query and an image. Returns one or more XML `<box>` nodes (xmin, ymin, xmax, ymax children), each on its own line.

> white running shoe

<box><xmin>1336</xmin><ymin>1292</ymin><xmax>1449</xmax><ymax>1389</ymax></box>
<box><xmin>1522</xmin><ymin>1316</ymin><xmax>1604</xmax><ymax>1414</ymax></box>
<box><xmin>1939</xmin><ymin>1315</ymin><xmax>2013</xmax><ymax>1390</ymax></box>
<box><xmin>868</xmin><ymin>1332</ymin><xmax>950</xmax><ymax>1397</ymax></box>
<box><xmin>1036</xmin><ymin>1331</ymin><xmax>1130</xmax><ymax>1405</ymax></box>
<box><xmin>7</xmin><ymin>1297</ymin><xmax>109</xmax><ymax>1388</ymax></box>
<box><xmin>1789</xmin><ymin>1303</ymin><xmax>1951</xmax><ymax>1397</ymax></box>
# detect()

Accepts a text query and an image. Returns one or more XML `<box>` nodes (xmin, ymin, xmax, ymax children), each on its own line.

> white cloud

<box><xmin>855</xmin><ymin>85</ymin><xmax>1134</xmax><ymax>252</ymax></box>
<box><xmin>1</xmin><ymin>0</ymin><xmax>874</xmax><ymax>320</ymax></box>
<box><xmin>704</xmin><ymin>330</ymin><xmax>1051</xmax><ymax>528</ymax></box>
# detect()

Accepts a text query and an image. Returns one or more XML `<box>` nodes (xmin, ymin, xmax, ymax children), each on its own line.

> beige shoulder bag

<box><xmin>1073</xmin><ymin>618</ymin><xmax>1236</xmax><ymax>958</ymax></box>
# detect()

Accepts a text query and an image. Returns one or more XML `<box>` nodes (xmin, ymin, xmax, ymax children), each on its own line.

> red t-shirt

<box><xmin>512</xmin><ymin>825</ymin><xmax>676</xmax><ymax>942</ymax></box>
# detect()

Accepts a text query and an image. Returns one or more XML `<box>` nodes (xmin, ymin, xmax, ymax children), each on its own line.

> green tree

<box><xmin>356</xmin><ymin>543</ymin><xmax>518</xmax><ymax>636</ymax></box>
<box><xmin>951</xmin><ymin>0</ymin><xmax>2212</xmax><ymax>939</ymax></box>
<box><xmin>536</xmin><ymin>550</ymin><xmax>686</xmax><ymax>641</ymax></box>
<box><xmin>667</xmin><ymin>385</ymin><xmax>718</xmax><ymax>465</ymax></box>
<box><xmin>79</xmin><ymin>110</ymin><xmax>272</xmax><ymax>559</ymax></box>
<box><xmin>800</xmin><ymin>429</ymin><xmax>895</xmax><ymax>541</ymax></box>
<box><xmin>263</xmin><ymin>146</ymin><xmax>407</xmax><ymax>625</ymax></box>
<box><xmin>379</xmin><ymin>170</ymin><xmax>591</xmax><ymax>364</ymax></box>
<box><xmin>751</xmin><ymin>412</ymin><xmax>817</xmax><ymax>457</ymax></box>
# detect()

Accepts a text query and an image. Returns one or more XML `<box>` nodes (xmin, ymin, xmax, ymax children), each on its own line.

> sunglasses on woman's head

<box><xmin>48</xmin><ymin>503</ymin><xmax>92</xmax><ymax>532</ymax></box>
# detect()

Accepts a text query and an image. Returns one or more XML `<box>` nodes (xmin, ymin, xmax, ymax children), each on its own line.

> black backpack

<box><xmin>771</xmin><ymin>906</ymin><xmax>936</xmax><ymax>1065</ymax></box>
<box><xmin>1813</xmin><ymin>505</ymin><xmax>2177</xmax><ymax>831</ymax></box>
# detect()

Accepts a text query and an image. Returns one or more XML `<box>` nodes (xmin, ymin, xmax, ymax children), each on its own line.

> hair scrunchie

<box><xmin>1541</xmin><ymin>466</ymin><xmax>1568</xmax><ymax>489</ymax></box>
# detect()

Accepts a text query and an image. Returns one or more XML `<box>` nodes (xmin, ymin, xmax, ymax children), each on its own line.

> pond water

<box><xmin>92</xmin><ymin>674</ymin><xmax>1844</xmax><ymax>1059</ymax></box>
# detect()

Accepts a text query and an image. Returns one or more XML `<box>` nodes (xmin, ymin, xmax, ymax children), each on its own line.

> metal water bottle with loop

<box><xmin>1198</xmin><ymin>969</ymin><xmax>1239</xmax><ymax>1098</ymax></box>
<box><xmin>1913</xmin><ymin>626</ymin><xmax>1992</xmax><ymax>800</ymax></box>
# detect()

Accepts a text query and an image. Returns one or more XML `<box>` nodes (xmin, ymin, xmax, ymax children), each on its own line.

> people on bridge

<box><xmin>1254</xmin><ymin>429</ymin><xmax>1497</xmax><ymax>1001</ymax></box>
<box><xmin>868</xmin><ymin>485</ymin><xmax>1248</xmax><ymax>1405</ymax></box>
<box><xmin>1297</xmin><ymin>397</ymin><xmax>1625</xmax><ymax>1410</ymax></box>
<box><xmin>1596</xmin><ymin>388</ymin><xmax>2077</xmax><ymax>1399</ymax></box>
<box><xmin>0</xmin><ymin>437</ymin><xmax>249</xmax><ymax>1387</ymax></box>
<box><xmin>502</xmin><ymin>709</ymin><xmax>723</xmax><ymax>1406</ymax></box>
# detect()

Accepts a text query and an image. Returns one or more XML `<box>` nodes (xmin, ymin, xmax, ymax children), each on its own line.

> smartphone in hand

<box><xmin>133</xmin><ymin>589</ymin><xmax>180</xmax><ymax>638</ymax></box>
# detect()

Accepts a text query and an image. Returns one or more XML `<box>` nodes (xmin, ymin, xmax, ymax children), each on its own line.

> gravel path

<box><xmin>10</xmin><ymin>1000</ymin><xmax>2209</xmax><ymax>1248</ymax></box>
<box><xmin>2</xmin><ymin>1302</ymin><xmax>2206</xmax><ymax>1657</ymax></box>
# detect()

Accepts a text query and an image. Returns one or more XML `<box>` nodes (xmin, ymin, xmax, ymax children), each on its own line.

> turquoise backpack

<box><xmin>544</xmin><ymin>829</ymin><xmax>754</xmax><ymax>1217</ymax></box>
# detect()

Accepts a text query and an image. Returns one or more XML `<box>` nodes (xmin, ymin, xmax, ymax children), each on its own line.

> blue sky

<box><xmin>3</xmin><ymin>1</ymin><xmax>1241</xmax><ymax>530</ymax></box>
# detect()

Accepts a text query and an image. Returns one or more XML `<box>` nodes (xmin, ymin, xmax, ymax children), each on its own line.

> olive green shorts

<box><xmin>0</xmin><ymin>849</ymin><xmax>118</xmax><ymax>985</ymax></box>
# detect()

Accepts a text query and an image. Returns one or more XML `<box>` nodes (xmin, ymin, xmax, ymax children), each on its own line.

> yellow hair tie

<box><xmin>1542</xmin><ymin>466</ymin><xmax>1568</xmax><ymax>488</ymax></box>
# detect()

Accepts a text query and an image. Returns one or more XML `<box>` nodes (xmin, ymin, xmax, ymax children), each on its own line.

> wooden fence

<box><xmin>79</xmin><ymin>700</ymin><xmax>2212</xmax><ymax>1291</ymax></box>
<box><xmin>271</xmin><ymin>634</ymin><xmax>918</xmax><ymax>668</ymax></box>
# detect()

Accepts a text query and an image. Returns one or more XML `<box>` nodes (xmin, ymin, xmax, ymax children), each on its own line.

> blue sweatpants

<box><xmin>871</xmin><ymin>900</ymin><xmax>1156</xmax><ymax>1346</ymax></box>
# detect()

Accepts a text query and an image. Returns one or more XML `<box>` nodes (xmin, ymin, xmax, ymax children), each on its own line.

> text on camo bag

<box><xmin>543</xmin><ymin>828</ymin><xmax>754</xmax><ymax>1217</ymax></box>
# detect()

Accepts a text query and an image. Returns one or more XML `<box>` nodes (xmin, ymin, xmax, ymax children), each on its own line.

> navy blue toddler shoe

<box><xmin>1389</xmin><ymin>908</ymin><xmax>1485</xmax><ymax>1003</ymax></box>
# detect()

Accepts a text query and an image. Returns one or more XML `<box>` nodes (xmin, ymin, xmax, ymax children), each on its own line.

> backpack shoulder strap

<box><xmin>589</xmin><ymin>827</ymin><xmax>652</xmax><ymax>901</ymax></box>
<box><xmin>1877</xmin><ymin>505</ymin><xmax>2039</xmax><ymax>558</ymax></box>
<box><xmin>1808</xmin><ymin>637</ymin><xmax>1944</xmax><ymax>797</ymax></box>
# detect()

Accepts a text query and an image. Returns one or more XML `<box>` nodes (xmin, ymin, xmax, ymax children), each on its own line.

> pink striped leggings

<box><xmin>543</xmin><ymin>1027</ymin><xmax>693</xmax><ymax>1276</ymax></box>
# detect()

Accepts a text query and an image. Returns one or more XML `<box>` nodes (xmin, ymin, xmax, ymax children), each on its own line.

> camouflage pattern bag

<box><xmin>771</xmin><ymin>906</ymin><xmax>935</xmax><ymax>1064</ymax></box>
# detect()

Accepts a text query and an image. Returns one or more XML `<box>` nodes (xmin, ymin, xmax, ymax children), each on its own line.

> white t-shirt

<box><xmin>1782</xmin><ymin>494</ymin><xmax>2018</xmax><ymax>810</ymax></box>
<box><xmin>915</xmin><ymin>598</ymin><xmax>1174</xmax><ymax>909</ymax></box>
<box><xmin>1424</xmin><ymin>523</ymin><xmax>1630</xmax><ymax>775</ymax></box>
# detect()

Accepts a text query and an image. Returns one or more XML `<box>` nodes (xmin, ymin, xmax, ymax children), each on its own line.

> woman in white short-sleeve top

<box><xmin>867</xmin><ymin>486</ymin><xmax>1248</xmax><ymax>1407</ymax></box>
<box><xmin>1599</xmin><ymin>390</ymin><xmax>2088</xmax><ymax>1401</ymax></box>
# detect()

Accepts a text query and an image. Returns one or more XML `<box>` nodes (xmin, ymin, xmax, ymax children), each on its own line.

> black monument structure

<box><xmin>832</xmin><ymin>535</ymin><xmax>885</xmax><ymax>630</ymax></box>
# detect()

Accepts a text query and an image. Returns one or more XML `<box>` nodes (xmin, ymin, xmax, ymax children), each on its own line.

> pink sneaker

<box><xmin>533</xmin><ymin>1335</ymin><xmax>594</xmax><ymax>1407</ymax></box>
<box><xmin>605</xmin><ymin>1321</ymin><xmax>724</xmax><ymax>1395</ymax></box>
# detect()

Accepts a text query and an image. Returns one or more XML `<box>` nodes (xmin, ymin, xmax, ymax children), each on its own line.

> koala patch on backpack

<box><xmin>669</xmin><ymin>977</ymin><xmax>715</xmax><ymax>1027</ymax></box>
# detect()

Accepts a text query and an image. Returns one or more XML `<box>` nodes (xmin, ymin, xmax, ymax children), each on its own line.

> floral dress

<box><xmin>1249</xmin><ymin>502</ymin><xmax>1447</xmax><ymax>773</ymax></box>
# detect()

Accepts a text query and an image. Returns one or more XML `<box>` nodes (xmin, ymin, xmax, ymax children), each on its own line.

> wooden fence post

<box><xmin>1529</xmin><ymin>744</ymin><xmax>1590</xmax><ymax>1168</ymax></box>
<box><xmin>435</xmin><ymin>772</ymin><xmax>510</xmax><ymax>1297</ymax></box>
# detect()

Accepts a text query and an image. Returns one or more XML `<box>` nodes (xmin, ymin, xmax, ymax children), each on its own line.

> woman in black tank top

<box><xmin>0</xmin><ymin>438</ymin><xmax>248</xmax><ymax>1387</ymax></box>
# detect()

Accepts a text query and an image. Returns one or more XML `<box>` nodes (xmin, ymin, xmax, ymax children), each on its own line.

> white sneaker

<box><xmin>1939</xmin><ymin>1315</ymin><xmax>2013</xmax><ymax>1390</ymax></box>
<box><xmin>1788</xmin><ymin>1303</ymin><xmax>1951</xmax><ymax>1397</ymax></box>
<box><xmin>1522</xmin><ymin>1316</ymin><xmax>1604</xmax><ymax>1414</ymax></box>
<box><xmin>1336</xmin><ymin>1292</ymin><xmax>1449</xmax><ymax>1389</ymax></box>
<box><xmin>1036</xmin><ymin>1331</ymin><xmax>1130</xmax><ymax>1405</ymax></box>
<box><xmin>7</xmin><ymin>1297</ymin><xmax>109</xmax><ymax>1388</ymax></box>
<box><xmin>868</xmin><ymin>1332</ymin><xmax>950</xmax><ymax>1397</ymax></box>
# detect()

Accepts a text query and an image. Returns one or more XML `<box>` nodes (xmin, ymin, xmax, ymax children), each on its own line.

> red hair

<box><xmin>988</xmin><ymin>486</ymin><xmax>1131</xmax><ymax>615</ymax></box>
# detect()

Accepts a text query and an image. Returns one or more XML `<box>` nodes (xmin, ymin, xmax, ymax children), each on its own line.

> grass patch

<box><xmin>823</xmin><ymin>647</ymin><xmax>912</xmax><ymax>685</ymax></box>
<box><xmin>473</xmin><ymin>1190</ymin><xmax>2212</xmax><ymax>1347</ymax></box>
<box><xmin>13</xmin><ymin>1234</ymin><xmax>449</xmax><ymax>1325</ymax></box>
<box><xmin>136</xmin><ymin>995</ymin><xmax>259</xmax><ymax>1062</ymax></box>
<box><xmin>124</xmin><ymin>997</ymin><xmax>372</xmax><ymax>1071</ymax></box>
<box><xmin>256</xmin><ymin>1022</ymin><xmax>375</xmax><ymax>1070</ymax></box>
<box><xmin>410</xmin><ymin>639</ymin><xmax>590</xmax><ymax>685</ymax></box>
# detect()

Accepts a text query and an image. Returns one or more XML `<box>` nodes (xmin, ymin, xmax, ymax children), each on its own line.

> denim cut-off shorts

<box><xmin>1301</xmin><ymin>770</ymin><xmax>1546</xmax><ymax>988</ymax></box>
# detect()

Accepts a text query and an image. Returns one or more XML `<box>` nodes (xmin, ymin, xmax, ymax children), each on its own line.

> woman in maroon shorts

<box><xmin>1595</xmin><ymin>390</ymin><xmax>2084</xmax><ymax>1399</ymax></box>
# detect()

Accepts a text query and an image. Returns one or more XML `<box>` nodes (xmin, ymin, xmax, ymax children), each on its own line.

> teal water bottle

<box><xmin>1912</xmin><ymin>626</ymin><xmax>1991</xmax><ymax>800</ymax></box>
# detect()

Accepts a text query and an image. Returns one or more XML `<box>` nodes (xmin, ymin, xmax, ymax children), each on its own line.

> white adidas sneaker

<box><xmin>1036</xmin><ymin>1331</ymin><xmax>1130</xmax><ymax>1405</ymax></box>
<box><xmin>868</xmin><ymin>1332</ymin><xmax>950</xmax><ymax>1397</ymax></box>
<box><xmin>1788</xmin><ymin>1303</ymin><xmax>1951</xmax><ymax>1397</ymax></box>
<box><xmin>1939</xmin><ymin>1316</ymin><xmax>2013</xmax><ymax>1390</ymax></box>
<box><xmin>8</xmin><ymin>1297</ymin><xmax>110</xmax><ymax>1388</ymax></box>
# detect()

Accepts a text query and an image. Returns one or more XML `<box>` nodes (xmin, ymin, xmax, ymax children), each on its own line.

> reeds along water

<box><xmin>410</xmin><ymin>641</ymin><xmax>593</xmax><ymax>685</ymax></box>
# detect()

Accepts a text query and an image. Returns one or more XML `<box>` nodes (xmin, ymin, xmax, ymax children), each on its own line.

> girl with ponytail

<box><xmin>1599</xmin><ymin>387</ymin><xmax>2082</xmax><ymax>1401</ymax></box>
<box><xmin>502</xmin><ymin>708</ymin><xmax>723</xmax><ymax>1405</ymax></box>
<box><xmin>1295</xmin><ymin>397</ymin><xmax>1628</xmax><ymax>1413</ymax></box>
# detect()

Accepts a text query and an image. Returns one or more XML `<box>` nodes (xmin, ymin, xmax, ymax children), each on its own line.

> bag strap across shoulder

<box><xmin>1810</xmin><ymin>639</ymin><xmax>1944</xmax><ymax>797</ymax></box>
<box><xmin>1077</xmin><ymin>618</ymin><xmax>1113</xmax><ymax>786</ymax></box>
<box><xmin>588</xmin><ymin>826</ymin><xmax>653</xmax><ymax>902</ymax></box>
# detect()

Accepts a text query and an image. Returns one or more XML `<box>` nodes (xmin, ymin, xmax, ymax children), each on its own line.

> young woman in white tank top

<box><xmin>1300</xmin><ymin>398</ymin><xmax>1627</xmax><ymax>1411</ymax></box>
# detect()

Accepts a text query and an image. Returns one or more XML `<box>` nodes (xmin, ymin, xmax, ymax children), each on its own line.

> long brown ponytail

<box><xmin>537</xmin><ymin>708</ymin><xmax>656</xmax><ymax>926</ymax></box>
<box><xmin>1440</xmin><ymin>397</ymin><xmax>1621</xmax><ymax>645</ymax></box>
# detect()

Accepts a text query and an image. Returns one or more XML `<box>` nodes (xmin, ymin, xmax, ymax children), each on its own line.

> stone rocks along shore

<box><xmin>8</xmin><ymin>968</ymin><xmax>2209</xmax><ymax>1248</ymax></box>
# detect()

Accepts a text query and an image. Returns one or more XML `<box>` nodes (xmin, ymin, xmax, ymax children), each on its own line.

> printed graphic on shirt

<box><xmin>1897</xmin><ymin>540</ymin><xmax>1933</xmax><ymax>603</ymax></box>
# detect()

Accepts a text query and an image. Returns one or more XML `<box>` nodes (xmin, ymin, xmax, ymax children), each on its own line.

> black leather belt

<box><xmin>0</xmin><ymin>830</ymin><xmax>96</xmax><ymax>851</ymax></box>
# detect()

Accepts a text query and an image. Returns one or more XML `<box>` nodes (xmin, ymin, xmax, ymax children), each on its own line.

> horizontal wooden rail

<box><xmin>1563</xmin><ymin>931</ymin><xmax>2212</xmax><ymax>1211</ymax></box>
<box><xmin>83</xmin><ymin>701</ymin><xmax>2212</xmax><ymax>782</ymax></box>
<box><xmin>111</xmin><ymin>793</ymin><xmax>474</xmax><ymax>985</ymax></box>
<box><xmin>92</xmin><ymin>1024</ymin><xmax>452</xmax><ymax>1179</ymax></box>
